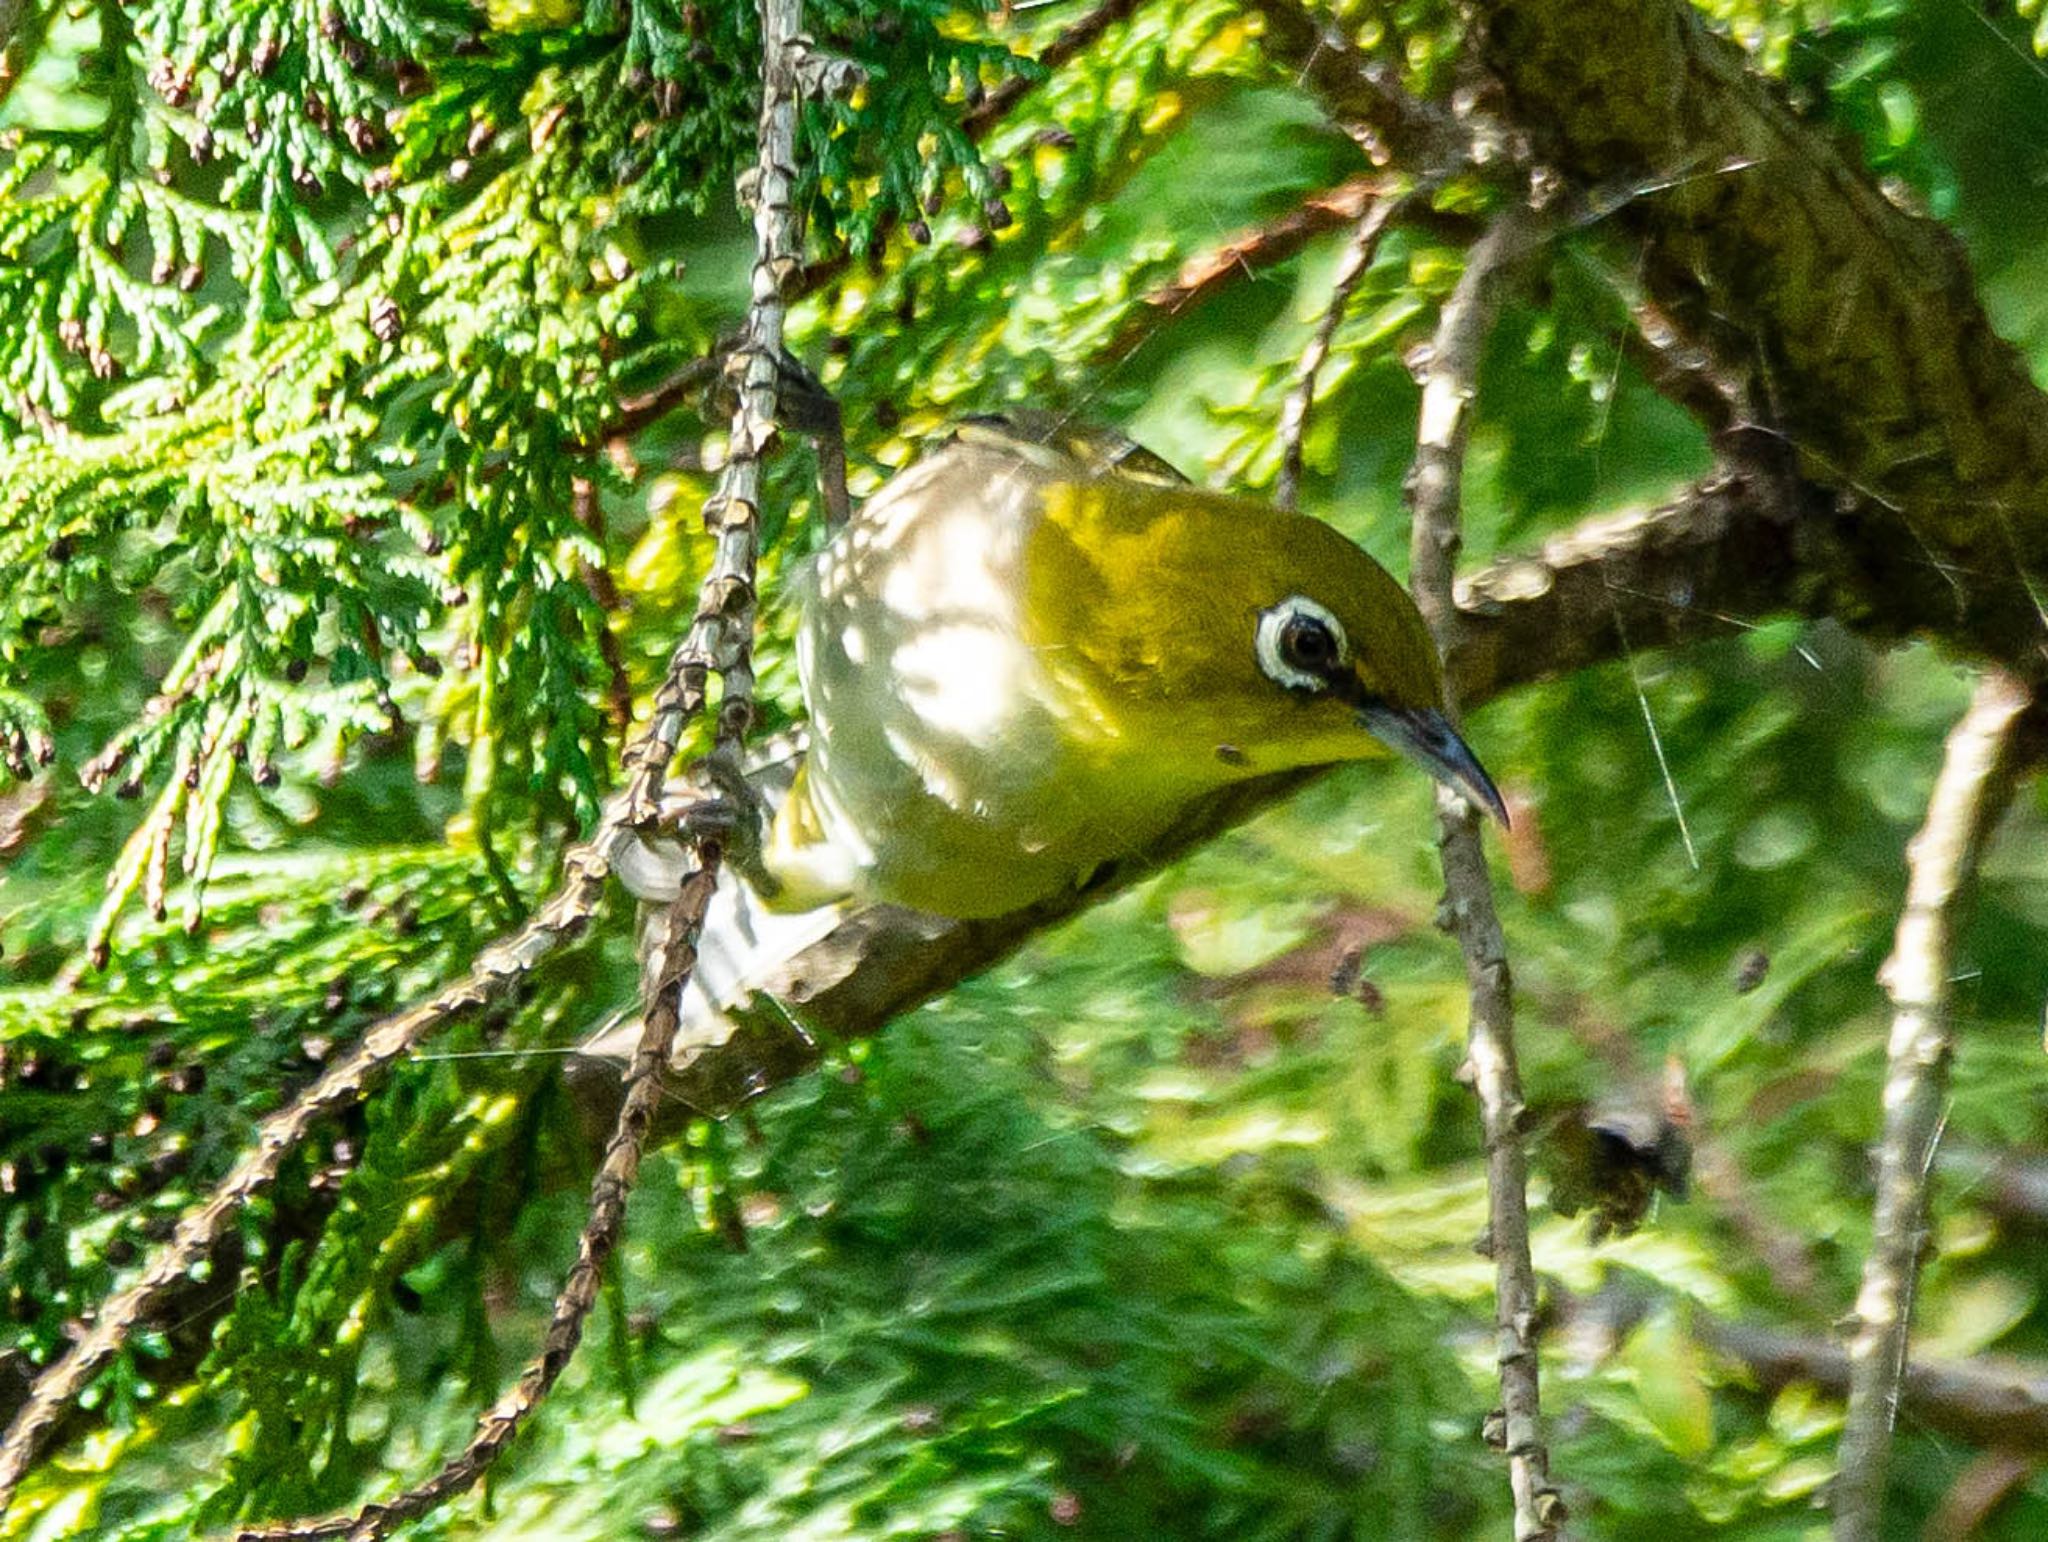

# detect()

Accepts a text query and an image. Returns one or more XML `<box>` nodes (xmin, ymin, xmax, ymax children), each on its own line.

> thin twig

<box><xmin>235</xmin><ymin>2</ymin><xmax>817</xmax><ymax>1536</ymax></box>
<box><xmin>962</xmin><ymin>0</ymin><xmax>1142</xmax><ymax>137</ymax></box>
<box><xmin>1833</xmin><ymin>670</ymin><xmax>2037</xmax><ymax>1542</ymax></box>
<box><xmin>0</xmin><ymin>852</ymin><xmax>610</xmax><ymax>1510</ymax></box>
<box><xmin>240</xmin><ymin>872</ymin><xmax>723</xmax><ymax>1542</ymax></box>
<box><xmin>600</xmin><ymin>351</ymin><xmax>720</xmax><ymax>444</ymax></box>
<box><xmin>1614</xmin><ymin>287</ymin><xmax>1743</xmax><ymax>443</ymax></box>
<box><xmin>0</xmin><ymin>7</ymin><xmax>821</xmax><ymax>1516</ymax></box>
<box><xmin>1275</xmin><ymin>192</ymin><xmax>1406</xmax><ymax>512</ymax></box>
<box><xmin>1403</xmin><ymin>204</ymin><xmax>1561</xmax><ymax>1541</ymax></box>
<box><xmin>1920</xmin><ymin>1450</ymin><xmax>2042</xmax><ymax>1540</ymax></box>
<box><xmin>1099</xmin><ymin>174</ymin><xmax>1423</xmax><ymax>363</ymax></box>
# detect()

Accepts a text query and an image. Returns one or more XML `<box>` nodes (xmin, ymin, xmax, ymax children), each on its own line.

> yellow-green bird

<box><xmin>617</xmin><ymin>412</ymin><xmax>1501</xmax><ymax>934</ymax></box>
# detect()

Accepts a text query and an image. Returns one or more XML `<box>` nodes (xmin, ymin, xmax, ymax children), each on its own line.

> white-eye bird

<box><xmin>609</xmin><ymin>413</ymin><xmax>1504</xmax><ymax>1038</ymax></box>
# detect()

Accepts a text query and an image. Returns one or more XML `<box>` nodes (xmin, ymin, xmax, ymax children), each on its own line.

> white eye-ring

<box><xmin>1256</xmin><ymin>595</ymin><xmax>1348</xmax><ymax>693</ymax></box>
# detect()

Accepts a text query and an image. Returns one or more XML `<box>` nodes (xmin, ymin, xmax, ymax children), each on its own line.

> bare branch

<box><xmin>564</xmin><ymin>465</ymin><xmax>1828</xmax><ymax>1122</ymax></box>
<box><xmin>600</xmin><ymin>351</ymin><xmax>720</xmax><ymax>444</ymax></box>
<box><xmin>1834</xmin><ymin>671</ymin><xmax>2038</xmax><ymax>1542</ymax></box>
<box><xmin>1463</xmin><ymin>0</ymin><xmax>2048</xmax><ymax>671</ymax></box>
<box><xmin>237</xmin><ymin>3</ymin><xmax>816</xmax><ymax>1535</ymax></box>
<box><xmin>1703</xmin><ymin>1314</ymin><xmax>2048</xmax><ymax>1456</ymax></box>
<box><xmin>240</xmin><ymin>872</ymin><xmax>723</xmax><ymax>1542</ymax></box>
<box><xmin>1562</xmin><ymin>1286</ymin><xmax>2048</xmax><ymax>1458</ymax></box>
<box><xmin>0</xmin><ymin>0</ymin><xmax>815</xmax><ymax>1511</ymax></box>
<box><xmin>0</xmin><ymin>853</ymin><xmax>612</xmax><ymax>1511</ymax></box>
<box><xmin>1922</xmin><ymin>1450</ymin><xmax>2043</xmax><ymax>1540</ymax></box>
<box><xmin>1612</xmin><ymin>287</ymin><xmax>1744</xmax><ymax>444</ymax></box>
<box><xmin>1404</xmin><ymin>204</ymin><xmax>1561</xmax><ymax>1540</ymax></box>
<box><xmin>1275</xmin><ymin>192</ymin><xmax>1406</xmax><ymax>512</ymax></box>
<box><xmin>1099</xmin><ymin>175</ymin><xmax>1428</xmax><ymax>363</ymax></box>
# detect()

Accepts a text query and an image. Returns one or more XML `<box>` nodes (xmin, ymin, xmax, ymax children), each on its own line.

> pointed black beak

<box><xmin>1359</xmin><ymin>704</ymin><xmax>1511</xmax><ymax>827</ymax></box>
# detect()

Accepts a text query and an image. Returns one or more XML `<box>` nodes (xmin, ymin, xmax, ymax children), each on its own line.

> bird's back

<box><xmin>773</xmin><ymin>432</ymin><xmax>1110</xmax><ymax>916</ymax></box>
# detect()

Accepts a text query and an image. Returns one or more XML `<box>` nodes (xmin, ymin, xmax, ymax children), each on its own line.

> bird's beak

<box><xmin>1358</xmin><ymin>703</ymin><xmax>1511</xmax><ymax>827</ymax></box>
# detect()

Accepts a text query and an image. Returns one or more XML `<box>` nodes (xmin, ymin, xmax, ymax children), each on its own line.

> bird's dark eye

<box><xmin>1280</xmin><ymin>616</ymin><xmax>1338</xmax><ymax>672</ymax></box>
<box><xmin>1255</xmin><ymin>595</ymin><xmax>1350</xmax><ymax>693</ymax></box>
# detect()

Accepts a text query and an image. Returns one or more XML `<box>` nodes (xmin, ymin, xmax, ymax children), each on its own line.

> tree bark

<box><xmin>1464</xmin><ymin>0</ymin><xmax>2048</xmax><ymax>671</ymax></box>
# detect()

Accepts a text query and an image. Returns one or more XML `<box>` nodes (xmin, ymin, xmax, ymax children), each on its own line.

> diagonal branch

<box><xmin>1706</xmin><ymin>1313</ymin><xmax>2048</xmax><ymax>1457</ymax></box>
<box><xmin>1275</xmin><ymin>190</ymin><xmax>1407</xmax><ymax>512</ymax></box>
<box><xmin>1460</xmin><ymin>0</ymin><xmax>2048</xmax><ymax>671</ymax></box>
<box><xmin>234</xmin><ymin>5</ymin><xmax>819</xmax><ymax>1538</ymax></box>
<box><xmin>1100</xmin><ymin>174</ymin><xmax>1402</xmax><ymax>364</ymax></box>
<box><xmin>566</xmin><ymin>463</ymin><xmax>1829</xmax><ymax>1117</ymax></box>
<box><xmin>1404</xmin><ymin>204</ymin><xmax>1562</xmax><ymax>1540</ymax></box>
<box><xmin>0</xmin><ymin>853</ymin><xmax>613</xmax><ymax>1512</ymax></box>
<box><xmin>0</xmin><ymin>4</ymin><xmax>821</xmax><ymax>1516</ymax></box>
<box><xmin>1833</xmin><ymin>670</ymin><xmax>2039</xmax><ymax>1542</ymax></box>
<box><xmin>1561</xmin><ymin>1285</ymin><xmax>2048</xmax><ymax>1457</ymax></box>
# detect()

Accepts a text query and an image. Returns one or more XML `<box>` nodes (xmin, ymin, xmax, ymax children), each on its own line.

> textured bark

<box><xmin>1406</xmin><ymin>207</ymin><xmax>1559</xmax><ymax>1540</ymax></box>
<box><xmin>1464</xmin><ymin>0</ymin><xmax>2048</xmax><ymax>670</ymax></box>
<box><xmin>1835</xmin><ymin>673</ymin><xmax>2036</xmax><ymax>1541</ymax></box>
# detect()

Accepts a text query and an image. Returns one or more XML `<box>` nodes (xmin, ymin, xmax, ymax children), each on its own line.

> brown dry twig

<box><xmin>1099</xmin><ymin>175</ymin><xmax>1416</xmax><ymax>363</ymax></box>
<box><xmin>1834</xmin><ymin>670</ymin><xmax>2038</xmax><ymax>1542</ymax></box>
<box><xmin>1274</xmin><ymin>191</ymin><xmax>1407</xmax><ymax>513</ymax></box>
<box><xmin>1405</xmin><ymin>204</ymin><xmax>1562</xmax><ymax>1540</ymax></box>
<box><xmin>1921</xmin><ymin>1450</ymin><xmax>2043</xmax><ymax>1541</ymax></box>
<box><xmin>240</xmin><ymin>873</ymin><xmax>722</xmax><ymax>1542</ymax></box>
<box><xmin>0</xmin><ymin>1</ymin><xmax>822</xmax><ymax>1522</ymax></box>
<box><xmin>233</xmin><ymin>3</ymin><xmax>821</xmax><ymax>1537</ymax></box>
<box><xmin>0</xmin><ymin>852</ymin><xmax>614</xmax><ymax>1513</ymax></box>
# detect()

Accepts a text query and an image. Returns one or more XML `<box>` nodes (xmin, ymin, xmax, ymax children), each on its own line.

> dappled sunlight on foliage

<box><xmin>5</xmin><ymin>0</ymin><xmax>2048</xmax><ymax>1536</ymax></box>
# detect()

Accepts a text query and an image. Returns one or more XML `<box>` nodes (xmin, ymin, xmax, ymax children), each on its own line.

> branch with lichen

<box><xmin>1405</xmin><ymin>204</ymin><xmax>1561</xmax><ymax>1541</ymax></box>
<box><xmin>1833</xmin><ymin>671</ymin><xmax>2038</xmax><ymax>1542</ymax></box>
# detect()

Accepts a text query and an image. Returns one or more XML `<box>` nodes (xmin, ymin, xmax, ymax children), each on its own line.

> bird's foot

<box><xmin>699</xmin><ymin>756</ymin><xmax>784</xmax><ymax>900</ymax></box>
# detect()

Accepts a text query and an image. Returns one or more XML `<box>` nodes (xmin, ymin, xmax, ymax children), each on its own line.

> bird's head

<box><xmin>1027</xmin><ymin>474</ymin><xmax>1508</xmax><ymax>823</ymax></box>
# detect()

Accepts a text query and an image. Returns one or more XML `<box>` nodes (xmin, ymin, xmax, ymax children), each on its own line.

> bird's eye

<box><xmin>1280</xmin><ymin>615</ymin><xmax>1337</xmax><ymax>671</ymax></box>
<box><xmin>1255</xmin><ymin>596</ymin><xmax>1349</xmax><ymax>694</ymax></box>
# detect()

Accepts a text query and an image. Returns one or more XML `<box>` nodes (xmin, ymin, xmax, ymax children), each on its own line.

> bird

<box><xmin>605</xmin><ymin>411</ymin><xmax>1504</xmax><ymax>1044</ymax></box>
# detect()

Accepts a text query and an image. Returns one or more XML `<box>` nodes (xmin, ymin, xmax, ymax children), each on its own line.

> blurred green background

<box><xmin>4</xmin><ymin>0</ymin><xmax>2048</xmax><ymax>1536</ymax></box>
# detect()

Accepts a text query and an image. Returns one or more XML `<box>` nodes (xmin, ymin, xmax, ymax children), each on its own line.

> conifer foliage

<box><xmin>6</xmin><ymin>0</ymin><xmax>2048</xmax><ymax>1538</ymax></box>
